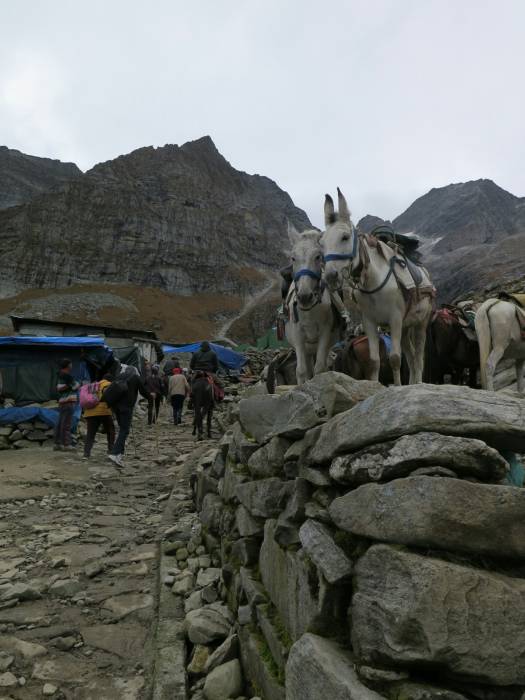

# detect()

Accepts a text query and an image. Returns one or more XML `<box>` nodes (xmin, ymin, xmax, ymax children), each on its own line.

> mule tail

<box><xmin>475</xmin><ymin>302</ymin><xmax>495</xmax><ymax>390</ymax></box>
<box><xmin>266</xmin><ymin>357</ymin><xmax>277</xmax><ymax>394</ymax></box>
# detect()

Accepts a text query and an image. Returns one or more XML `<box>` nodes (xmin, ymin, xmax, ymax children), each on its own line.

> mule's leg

<box><xmin>207</xmin><ymin>407</ymin><xmax>213</xmax><ymax>438</ymax></box>
<box><xmin>196</xmin><ymin>405</ymin><xmax>204</xmax><ymax>440</ymax></box>
<box><xmin>485</xmin><ymin>345</ymin><xmax>505</xmax><ymax>391</ymax></box>
<box><xmin>295</xmin><ymin>345</ymin><xmax>309</xmax><ymax>385</ymax></box>
<box><xmin>411</xmin><ymin>323</ymin><xmax>428</xmax><ymax>384</ymax></box>
<box><xmin>516</xmin><ymin>359</ymin><xmax>525</xmax><ymax>393</ymax></box>
<box><xmin>314</xmin><ymin>328</ymin><xmax>332</xmax><ymax>375</ymax></box>
<box><xmin>401</xmin><ymin>327</ymin><xmax>416</xmax><ymax>385</ymax></box>
<box><xmin>362</xmin><ymin>319</ymin><xmax>381</xmax><ymax>382</ymax></box>
<box><xmin>388</xmin><ymin>318</ymin><xmax>403</xmax><ymax>385</ymax></box>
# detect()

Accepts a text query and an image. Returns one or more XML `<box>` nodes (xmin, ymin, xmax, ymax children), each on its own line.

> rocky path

<box><xmin>0</xmin><ymin>406</ymin><xmax>213</xmax><ymax>699</ymax></box>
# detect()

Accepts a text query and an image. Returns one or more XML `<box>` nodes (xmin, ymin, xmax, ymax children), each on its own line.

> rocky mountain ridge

<box><xmin>1</xmin><ymin>140</ymin><xmax>523</xmax><ymax>339</ymax></box>
<box><xmin>357</xmin><ymin>178</ymin><xmax>525</xmax><ymax>302</ymax></box>
<box><xmin>0</xmin><ymin>137</ymin><xmax>310</xmax><ymax>301</ymax></box>
<box><xmin>0</xmin><ymin>146</ymin><xmax>81</xmax><ymax>210</ymax></box>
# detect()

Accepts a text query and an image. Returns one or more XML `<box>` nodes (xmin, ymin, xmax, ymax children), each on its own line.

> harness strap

<box><xmin>294</xmin><ymin>268</ymin><xmax>322</xmax><ymax>282</ymax></box>
<box><xmin>324</xmin><ymin>225</ymin><xmax>359</xmax><ymax>262</ymax></box>
<box><xmin>357</xmin><ymin>256</ymin><xmax>404</xmax><ymax>295</ymax></box>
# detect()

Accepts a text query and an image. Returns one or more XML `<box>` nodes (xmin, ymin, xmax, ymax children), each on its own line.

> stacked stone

<box><xmin>0</xmin><ymin>420</ymin><xmax>56</xmax><ymax>450</ymax></box>
<box><xmin>193</xmin><ymin>372</ymin><xmax>525</xmax><ymax>700</ymax></box>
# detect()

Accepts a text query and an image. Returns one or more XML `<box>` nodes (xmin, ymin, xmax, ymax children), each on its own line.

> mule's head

<box><xmin>288</xmin><ymin>224</ymin><xmax>323</xmax><ymax>309</ymax></box>
<box><xmin>321</xmin><ymin>188</ymin><xmax>356</xmax><ymax>291</ymax></box>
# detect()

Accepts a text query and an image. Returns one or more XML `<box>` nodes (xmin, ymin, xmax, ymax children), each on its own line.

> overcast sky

<box><xmin>2</xmin><ymin>1</ymin><xmax>524</xmax><ymax>227</ymax></box>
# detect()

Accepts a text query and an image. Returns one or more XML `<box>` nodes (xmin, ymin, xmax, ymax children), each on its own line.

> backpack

<box><xmin>79</xmin><ymin>382</ymin><xmax>101</xmax><ymax>410</ymax></box>
<box><xmin>101</xmin><ymin>378</ymin><xmax>128</xmax><ymax>408</ymax></box>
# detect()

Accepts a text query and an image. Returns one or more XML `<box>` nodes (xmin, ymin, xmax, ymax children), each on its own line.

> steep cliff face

<box><xmin>0</xmin><ymin>137</ymin><xmax>311</xmax><ymax>298</ymax></box>
<box><xmin>393</xmin><ymin>179</ymin><xmax>524</xmax><ymax>251</ymax></box>
<box><xmin>358</xmin><ymin>179</ymin><xmax>525</xmax><ymax>302</ymax></box>
<box><xmin>0</xmin><ymin>146</ymin><xmax>81</xmax><ymax>209</ymax></box>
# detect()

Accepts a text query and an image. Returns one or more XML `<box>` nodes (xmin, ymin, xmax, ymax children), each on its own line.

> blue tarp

<box><xmin>0</xmin><ymin>337</ymin><xmax>112</xmax><ymax>404</ymax></box>
<box><xmin>162</xmin><ymin>343</ymin><xmax>247</xmax><ymax>371</ymax></box>
<box><xmin>0</xmin><ymin>405</ymin><xmax>82</xmax><ymax>431</ymax></box>
<box><xmin>0</xmin><ymin>336</ymin><xmax>105</xmax><ymax>346</ymax></box>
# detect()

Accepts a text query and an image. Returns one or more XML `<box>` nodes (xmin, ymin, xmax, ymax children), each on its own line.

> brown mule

<box><xmin>424</xmin><ymin>308</ymin><xmax>479</xmax><ymax>387</ymax></box>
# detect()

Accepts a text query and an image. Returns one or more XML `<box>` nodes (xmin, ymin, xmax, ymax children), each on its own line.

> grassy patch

<box><xmin>251</xmin><ymin>629</ymin><xmax>285</xmax><ymax>685</ymax></box>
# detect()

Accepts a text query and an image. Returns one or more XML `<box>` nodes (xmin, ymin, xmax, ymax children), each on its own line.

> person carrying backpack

<box><xmin>168</xmin><ymin>367</ymin><xmax>190</xmax><ymax>425</ymax></box>
<box><xmin>106</xmin><ymin>365</ymin><xmax>149</xmax><ymax>468</ymax></box>
<box><xmin>54</xmin><ymin>358</ymin><xmax>80</xmax><ymax>451</ymax></box>
<box><xmin>82</xmin><ymin>374</ymin><xmax>115</xmax><ymax>459</ymax></box>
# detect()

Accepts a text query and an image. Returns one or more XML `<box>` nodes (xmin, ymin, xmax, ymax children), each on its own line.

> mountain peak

<box><xmin>0</xmin><ymin>147</ymin><xmax>80</xmax><ymax>209</ymax></box>
<box><xmin>393</xmin><ymin>178</ymin><xmax>521</xmax><ymax>247</ymax></box>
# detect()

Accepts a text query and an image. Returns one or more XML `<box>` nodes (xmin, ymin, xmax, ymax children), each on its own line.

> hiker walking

<box><xmin>168</xmin><ymin>367</ymin><xmax>190</xmax><ymax>425</ymax></box>
<box><xmin>107</xmin><ymin>365</ymin><xmax>149</xmax><ymax>467</ymax></box>
<box><xmin>54</xmin><ymin>358</ymin><xmax>80</xmax><ymax>451</ymax></box>
<box><xmin>190</xmin><ymin>341</ymin><xmax>219</xmax><ymax>374</ymax></box>
<box><xmin>82</xmin><ymin>374</ymin><xmax>115</xmax><ymax>459</ymax></box>
<box><xmin>145</xmin><ymin>364</ymin><xmax>163</xmax><ymax>424</ymax></box>
<box><xmin>189</xmin><ymin>341</ymin><xmax>224</xmax><ymax>403</ymax></box>
<box><xmin>163</xmin><ymin>355</ymin><xmax>180</xmax><ymax>376</ymax></box>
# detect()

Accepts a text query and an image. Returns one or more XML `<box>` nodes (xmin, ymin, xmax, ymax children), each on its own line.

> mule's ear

<box><xmin>324</xmin><ymin>194</ymin><xmax>336</xmax><ymax>226</ymax></box>
<box><xmin>337</xmin><ymin>187</ymin><xmax>351</xmax><ymax>222</ymax></box>
<box><xmin>287</xmin><ymin>220</ymin><xmax>301</xmax><ymax>246</ymax></box>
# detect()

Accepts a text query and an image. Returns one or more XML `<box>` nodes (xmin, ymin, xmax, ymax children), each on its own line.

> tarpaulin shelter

<box><xmin>113</xmin><ymin>345</ymin><xmax>143</xmax><ymax>372</ymax></box>
<box><xmin>0</xmin><ymin>336</ymin><xmax>113</xmax><ymax>405</ymax></box>
<box><xmin>162</xmin><ymin>342</ymin><xmax>247</xmax><ymax>371</ymax></box>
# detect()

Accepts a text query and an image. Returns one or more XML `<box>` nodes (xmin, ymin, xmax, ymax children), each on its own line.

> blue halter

<box><xmin>293</xmin><ymin>268</ymin><xmax>322</xmax><ymax>282</ymax></box>
<box><xmin>323</xmin><ymin>226</ymin><xmax>358</xmax><ymax>262</ymax></box>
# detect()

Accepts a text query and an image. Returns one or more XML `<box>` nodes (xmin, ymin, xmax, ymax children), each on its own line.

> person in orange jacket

<box><xmin>83</xmin><ymin>374</ymin><xmax>115</xmax><ymax>459</ymax></box>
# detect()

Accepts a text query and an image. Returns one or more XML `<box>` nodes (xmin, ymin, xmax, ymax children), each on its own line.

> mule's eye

<box><xmin>291</xmin><ymin>256</ymin><xmax>296</xmax><ymax>262</ymax></box>
<box><xmin>315</xmin><ymin>254</ymin><xmax>321</xmax><ymax>261</ymax></box>
<box><xmin>342</xmin><ymin>235</ymin><xmax>350</xmax><ymax>242</ymax></box>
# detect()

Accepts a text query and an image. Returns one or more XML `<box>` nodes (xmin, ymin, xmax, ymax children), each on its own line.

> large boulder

<box><xmin>286</xmin><ymin>633</ymin><xmax>384</xmax><ymax>700</ymax></box>
<box><xmin>235</xmin><ymin>478</ymin><xmax>285</xmax><ymax>519</ymax></box>
<box><xmin>330</xmin><ymin>477</ymin><xmax>525</xmax><ymax>559</ymax></box>
<box><xmin>239</xmin><ymin>372</ymin><xmax>383</xmax><ymax>444</ymax></box>
<box><xmin>258</xmin><ymin>520</ymin><xmax>349</xmax><ymax>641</ymax></box>
<box><xmin>235</xmin><ymin>505</ymin><xmax>264</xmax><ymax>538</ymax></box>
<box><xmin>247</xmin><ymin>436</ymin><xmax>291</xmax><ymax>478</ymax></box>
<box><xmin>308</xmin><ymin>384</ymin><xmax>525</xmax><ymax>464</ymax></box>
<box><xmin>185</xmin><ymin>603</ymin><xmax>234</xmax><ymax>645</ymax></box>
<box><xmin>230</xmin><ymin>421</ymin><xmax>259</xmax><ymax>464</ymax></box>
<box><xmin>239</xmin><ymin>394</ymin><xmax>281</xmax><ymax>443</ymax></box>
<box><xmin>352</xmin><ymin>544</ymin><xmax>525</xmax><ymax>685</ymax></box>
<box><xmin>259</xmin><ymin>521</ymin><xmax>319</xmax><ymax>641</ymax></box>
<box><xmin>329</xmin><ymin>432</ymin><xmax>509</xmax><ymax>485</ymax></box>
<box><xmin>298</xmin><ymin>519</ymin><xmax>352</xmax><ymax>584</ymax></box>
<box><xmin>203</xmin><ymin>659</ymin><xmax>243</xmax><ymax>700</ymax></box>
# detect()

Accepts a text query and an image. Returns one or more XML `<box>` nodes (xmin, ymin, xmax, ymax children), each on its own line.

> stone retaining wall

<box><xmin>0</xmin><ymin>420</ymin><xmax>56</xmax><ymax>449</ymax></box>
<box><xmin>192</xmin><ymin>373</ymin><xmax>525</xmax><ymax>699</ymax></box>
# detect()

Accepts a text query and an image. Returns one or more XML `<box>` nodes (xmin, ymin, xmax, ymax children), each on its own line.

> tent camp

<box><xmin>162</xmin><ymin>342</ymin><xmax>246</xmax><ymax>372</ymax></box>
<box><xmin>0</xmin><ymin>336</ymin><xmax>114</xmax><ymax>405</ymax></box>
